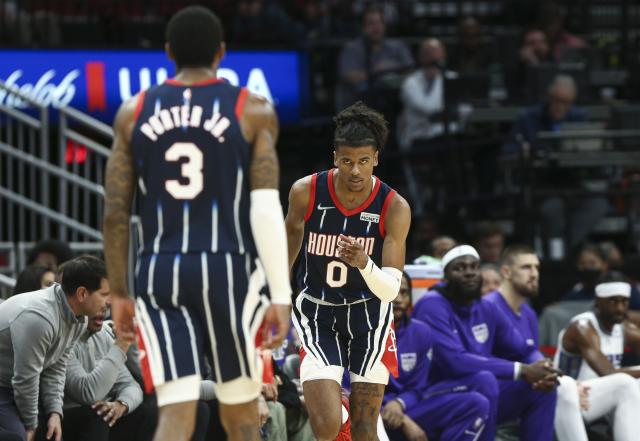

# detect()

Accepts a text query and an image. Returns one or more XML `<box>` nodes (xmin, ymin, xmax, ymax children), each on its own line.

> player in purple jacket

<box><xmin>382</xmin><ymin>271</ymin><xmax>488</xmax><ymax>441</ymax></box>
<box><xmin>412</xmin><ymin>245</ymin><xmax>559</xmax><ymax>441</ymax></box>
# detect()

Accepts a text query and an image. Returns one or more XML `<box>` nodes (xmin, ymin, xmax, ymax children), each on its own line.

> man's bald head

<box><xmin>547</xmin><ymin>74</ymin><xmax>577</xmax><ymax>121</ymax></box>
<box><xmin>419</xmin><ymin>38</ymin><xmax>446</xmax><ymax>78</ymax></box>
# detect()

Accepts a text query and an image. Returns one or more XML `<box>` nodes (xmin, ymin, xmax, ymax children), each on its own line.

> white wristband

<box><xmin>357</xmin><ymin>257</ymin><xmax>402</xmax><ymax>303</ymax></box>
<box><xmin>250</xmin><ymin>189</ymin><xmax>292</xmax><ymax>305</ymax></box>
<box><xmin>514</xmin><ymin>362</ymin><xmax>522</xmax><ymax>380</ymax></box>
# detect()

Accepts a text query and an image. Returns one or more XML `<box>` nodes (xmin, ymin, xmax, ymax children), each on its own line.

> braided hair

<box><xmin>333</xmin><ymin>101</ymin><xmax>389</xmax><ymax>153</ymax></box>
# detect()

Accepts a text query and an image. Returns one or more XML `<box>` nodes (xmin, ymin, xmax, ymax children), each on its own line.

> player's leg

<box><xmin>399</xmin><ymin>390</ymin><xmax>489</xmax><ymax>441</ymax></box>
<box><xmin>292</xmin><ymin>295</ymin><xmax>347</xmax><ymax>441</ymax></box>
<box><xmin>135</xmin><ymin>254</ymin><xmax>207</xmax><ymax>441</ymax></box>
<box><xmin>582</xmin><ymin>373</ymin><xmax>640</xmax><ymax>441</ymax></box>
<box><xmin>497</xmin><ymin>379</ymin><xmax>556</xmax><ymax>441</ymax></box>
<box><xmin>347</xmin><ymin>300</ymin><xmax>394</xmax><ymax>441</ymax></box>
<box><xmin>554</xmin><ymin>375</ymin><xmax>588</xmax><ymax>441</ymax></box>
<box><xmin>423</xmin><ymin>371</ymin><xmax>498</xmax><ymax>441</ymax></box>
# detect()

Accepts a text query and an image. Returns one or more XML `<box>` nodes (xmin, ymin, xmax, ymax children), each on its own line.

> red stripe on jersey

<box><xmin>133</xmin><ymin>91</ymin><xmax>146</xmax><ymax>123</ymax></box>
<box><xmin>303</xmin><ymin>173</ymin><xmax>318</xmax><ymax>221</ymax></box>
<box><xmin>379</xmin><ymin>190</ymin><xmax>396</xmax><ymax>237</ymax></box>
<box><xmin>235</xmin><ymin>87</ymin><xmax>249</xmax><ymax>121</ymax></box>
<box><xmin>381</xmin><ymin>323</ymin><xmax>399</xmax><ymax>378</ymax></box>
<box><xmin>135</xmin><ymin>324</ymin><xmax>155</xmax><ymax>394</ymax></box>
<box><xmin>165</xmin><ymin>77</ymin><xmax>225</xmax><ymax>86</ymax></box>
<box><xmin>327</xmin><ymin>169</ymin><xmax>381</xmax><ymax>217</ymax></box>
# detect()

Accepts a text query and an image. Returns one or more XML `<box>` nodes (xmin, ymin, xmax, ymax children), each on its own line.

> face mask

<box><xmin>577</xmin><ymin>268</ymin><xmax>602</xmax><ymax>286</ymax></box>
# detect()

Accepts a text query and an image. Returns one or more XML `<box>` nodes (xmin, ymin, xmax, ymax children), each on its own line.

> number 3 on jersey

<box><xmin>326</xmin><ymin>260</ymin><xmax>348</xmax><ymax>288</ymax></box>
<box><xmin>165</xmin><ymin>142</ymin><xmax>203</xmax><ymax>199</ymax></box>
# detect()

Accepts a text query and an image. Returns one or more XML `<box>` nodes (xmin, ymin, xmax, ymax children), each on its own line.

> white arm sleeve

<box><xmin>250</xmin><ymin>189</ymin><xmax>292</xmax><ymax>305</ymax></box>
<box><xmin>357</xmin><ymin>257</ymin><xmax>402</xmax><ymax>303</ymax></box>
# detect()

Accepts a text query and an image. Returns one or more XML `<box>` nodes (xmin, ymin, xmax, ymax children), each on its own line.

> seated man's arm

<box><xmin>492</xmin><ymin>302</ymin><xmax>541</xmax><ymax>362</ymax></box>
<box><xmin>65</xmin><ymin>339</ymin><xmax>128</xmax><ymax>405</ymax></box>
<box><xmin>11</xmin><ymin>312</ymin><xmax>54</xmax><ymax>429</ymax></box>
<box><xmin>400</xmin><ymin>75</ymin><xmax>443</xmax><ymax>116</ymax></box>
<box><xmin>111</xmin><ymin>364</ymin><xmax>143</xmax><ymax>414</ymax></box>
<box><xmin>40</xmin><ymin>343</ymin><xmax>76</xmax><ymax>420</ymax></box>
<box><xmin>568</xmin><ymin>321</ymin><xmax>640</xmax><ymax>378</ymax></box>
<box><xmin>418</xmin><ymin>299</ymin><xmax>517</xmax><ymax>380</ymax></box>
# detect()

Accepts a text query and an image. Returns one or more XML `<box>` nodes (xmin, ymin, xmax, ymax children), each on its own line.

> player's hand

<box><xmin>521</xmin><ymin>359</ymin><xmax>561</xmax><ymax>384</ymax></box>
<box><xmin>262</xmin><ymin>383</ymin><xmax>278</xmax><ymax>401</ymax></box>
<box><xmin>382</xmin><ymin>400</ymin><xmax>405</xmax><ymax>429</ymax></box>
<box><xmin>45</xmin><ymin>412</ymin><xmax>62</xmax><ymax>441</ymax></box>
<box><xmin>111</xmin><ymin>296</ymin><xmax>136</xmax><ymax>338</ymax></box>
<box><xmin>93</xmin><ymin>400</ymin><xmax>127</xmax><ymax>427</ymax></box>
<box><xmin>337</xmin><ymin>234</ymin><xmax>368</xmax><ymax>269</ymax></box>
<box><xmin>25</xmin><ymin>429</ymin><xmax>36</xmax><ymax>441</ymax></box>
<box><xmin>577</xmin><ymin>381</ymin><xmax>591</xmax><ymax>411</ymax></box>
<box><xmin>401</xmin><ymin>415</ymin><xmax>429</xmax><ymax>441</ymax></box>
<box><xmin>260</xmin><ymin>304</ymin><xmax>291</xmax><ymax>350</ymax></box>
<box><xmin>114</xmin><ymin>321</ymin><xmax>136</xmax><ymax>353</ymax></box>
<box><xmin>532</xmin><ymin>373</ymin><xmax>559</xmax><ymax>392</ymax></box>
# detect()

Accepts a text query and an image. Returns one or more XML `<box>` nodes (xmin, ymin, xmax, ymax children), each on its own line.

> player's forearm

<box><xmin>103</xmin><ymin>211</ymin><xmax>131</xmax><ymax>297</ymax></box>
<box><xmin>285</xmin><ymin>227</ymin><xmax>304</xmax><ymax>272</ymax></box>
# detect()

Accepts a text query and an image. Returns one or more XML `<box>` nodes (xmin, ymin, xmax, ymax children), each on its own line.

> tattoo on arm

<box><xmin>103</xmin><ymin>129</ymin><xmax>135</xmax><ymax>297</ymax></box>
<box><xmin>249</xmin><ymin>97</ymin><xmax>280</xmax><ymax>190</ymax></box>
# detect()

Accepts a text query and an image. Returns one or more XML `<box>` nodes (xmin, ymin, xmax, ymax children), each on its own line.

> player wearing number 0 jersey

<box><xmin>103</xmin><ymin>7</ymin><xmax>291</xmax><ymax>441</ymax></box>
<box><xmin>285</xmin><ymin>102</ymin><xmax>411</xmax><ymax>441</ymax></box>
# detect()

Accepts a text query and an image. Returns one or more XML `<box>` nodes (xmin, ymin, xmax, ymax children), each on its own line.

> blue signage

<box><xmin>0</xmin><ymin>50</ymin><xmax>306</xmax><ymax>124</ymax></box>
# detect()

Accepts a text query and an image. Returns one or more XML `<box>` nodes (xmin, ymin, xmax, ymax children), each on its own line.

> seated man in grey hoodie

<box><xmin>63</xmin><ymin>307</ymin><xmax>142</xmax><ymax>441</ymax></box>
<box><xmin>0</xmin><ymin>255</ymin><xmax>112</xmax><ymax>441</ymax></box>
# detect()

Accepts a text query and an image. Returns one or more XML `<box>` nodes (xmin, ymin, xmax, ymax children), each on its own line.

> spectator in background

<box><xmin>506</xmin><ymin>28</ymin><xmax>553</xmax><ymax>102</ymax></box>
<box><xmin>413</xmin><ymin>235</ymin><xmax>456</xmax><ymax>265</ymax></box>
<box><xmin>231</xmin><ymin>0</ymin><xmax>304</xmax><ymax>45</ymax></box>
<box><xmin>504</xmin><ymin>75</ymin><xmax>607</xmax><ymax>247</ymax></box>
<box><xmin>537</xmin><ymin>2</ymin><xmax>588</xmax><ymax>62</ymax></box>
<box><xmin>449</xmin><ymin>16</ymin><xmax>493</xmax><ymax>75</ymax></box>
<box><xmin>397</xmin><ymin>38</ymin><xmax>458</xmax><ymax>150</ymax></box>
<box><xmin>472</xmin><ymin>221</ymin><xmax>505</xmax><ymax>264</ymax></box>
<box><xmin>62</xmin><ymin>310</ymin><xmax>144</xmax><ymax>441</ymax></box>
<box><xmin>481</xmin><ymin>263</ymin><xmax>502</xmax><ymax>296</ymax></box>
<box><xmin>0</xmin><ymin>256</ymin><xmax>112</xmax><ymax>441</ymax></box>
<box><xmin>26</xmin><ymin>240</ymin><xmax>73</xmax><ymax>271</ymax></box>
<box><xmin>520</xmin><ymin>29</ymin><xmax>552</xmax><ymax>68</ymax></box>
<box><xmin>335</xmin><ymin>5</ymin><xmax>413</xmax><ymax>111</ymax></box>
<box><xmin>12</xmin><ymin>266</ymin><xmax>55</xmax><ymax>296</ymax></box>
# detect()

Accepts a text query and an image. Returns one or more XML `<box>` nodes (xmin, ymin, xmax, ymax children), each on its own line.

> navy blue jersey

<box><xmin>297</xmin><ymin>169</ymin><xmax>396</xmax><ymax>304</ymax></box>
<box><xmin>130</xmin><ymin>78</ymin><xmax>255</xmax><ymax>256</ymax></box>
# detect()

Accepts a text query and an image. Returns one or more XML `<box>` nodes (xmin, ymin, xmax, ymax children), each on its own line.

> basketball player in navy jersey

<box><xmin>285</xmin><ymin>102</ymin><xmax>411</xmax><ymax>441</ymax></box>
<box><xmin>103</xmin><ymin>7</ymin><xmax>291</xmax><ymax>441</ymax></box>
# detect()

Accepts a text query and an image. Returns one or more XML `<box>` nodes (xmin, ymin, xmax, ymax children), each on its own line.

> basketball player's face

<box><xmin>597</xmin><ymin>296</ymin><xmax>629</xmax><ymax>324</ymax></box>
<box><xmin>393</xmin><ymin>275</ymin><xmax>411</xmax><ymax>322</ymax></box>
<box><xmin>446</xmin><ymin>256</ymin><xmax>482</xmax><ymax>301</ymax></box>
<box><xmin>506</xmin><ymin>254</ymin><xmax>540</xmax><ymax>299</ymax></box>
<box><xmin>333</xmin><ymin>145</ymin><xmax>379</xmax><ymax>192</ymax></box>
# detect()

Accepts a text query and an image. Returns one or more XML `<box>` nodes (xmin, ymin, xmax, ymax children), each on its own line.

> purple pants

<box><xmin>0</xmin><ymin>388</ymin><xmax>26</xmax><ymax>441</ymax></box>
<box><xmin>426</xmin><ymin>371</ymin><xmax>556</xmax><ymax>441</ymax></box>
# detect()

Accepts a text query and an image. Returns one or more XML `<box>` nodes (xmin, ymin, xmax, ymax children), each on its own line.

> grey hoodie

<box><xmin>0</xmin><ymin>284</ymin><xmax>86</xmax><ymax>429</ymax></box>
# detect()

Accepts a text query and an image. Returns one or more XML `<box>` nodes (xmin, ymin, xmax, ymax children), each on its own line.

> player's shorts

<box><xmin>134</xmin><ymin>252</ymin><xmax>269</xmax><ymax>406</ymax></box>
<box><xmin>292</xmin><ymin>293</ymin><xmax>397</xmax><ymax>385</ymax></box>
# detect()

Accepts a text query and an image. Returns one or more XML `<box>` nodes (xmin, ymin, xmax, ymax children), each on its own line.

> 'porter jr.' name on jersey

<box><xmin>306</xmin><ymin>232</ymin><xmax>375</xmax><ymax>257</ymax></box>
<box><xmin>139</xmin><ymin>103</ymin><xmax>231</xmax><ymax>143</ymax></box>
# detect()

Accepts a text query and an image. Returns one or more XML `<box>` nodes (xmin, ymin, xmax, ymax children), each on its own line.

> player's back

<box><xmin>131</xmin><ymin>78</ymin><xmax>254</xmax><ymax>256</ymax></box>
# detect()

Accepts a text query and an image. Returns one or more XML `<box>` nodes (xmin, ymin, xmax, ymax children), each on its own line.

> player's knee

<box><xmin>556</xmin><ymin>376</ymin><xmax>579</xmax><ymax>407</ymax></box>
<box><xmin>465</xmin><ymin>392</ymin><xmax>490</xmax><ymax>420</ymax></box>
<box><xmin>469</xmin><ymin>370</ymin><xmax>499</xmax><ymax>401</ymax></box>
<box><xmin>308</xmin><ymin>412</ymin><xmax>342</xmax><ymax>441</ymax></box>
<box><xmin>610</xmin><ymin>373</ymin><xmax>640</xmax><ymax>398</ymax></box>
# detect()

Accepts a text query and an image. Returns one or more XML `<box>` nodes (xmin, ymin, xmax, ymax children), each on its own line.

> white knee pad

<box><xmin>299</xmin><ymin>353</ymin><xmax>344</xmax><ymax>384</ymax></box>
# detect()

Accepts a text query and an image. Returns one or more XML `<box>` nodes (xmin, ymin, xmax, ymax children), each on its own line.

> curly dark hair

<box><xmin>333</xmin><ymin>101</ymin><xmax>389</xmax><ymax>153</ymax></box>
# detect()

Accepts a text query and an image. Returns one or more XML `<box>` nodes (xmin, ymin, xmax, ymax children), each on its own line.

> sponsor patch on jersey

<box><xmin>472</xmin><ymin>323</ymin><xmax>489</xmax><ymax>343</ymax></box>
<box><xmin>400</xmin><ymin>353</ymin><xmax>417</xmax><ymax>372</ymax></box>
<box><xmin>360</xmin><ymin>212</ymin><xmax>380</xmax><ymax>223</ymax></box>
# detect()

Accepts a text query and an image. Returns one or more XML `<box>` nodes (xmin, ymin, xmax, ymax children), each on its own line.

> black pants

<box><xmin>61</xmin><ymin>406</ymin><xmax>109</xmax><ymax>441</ymax></box>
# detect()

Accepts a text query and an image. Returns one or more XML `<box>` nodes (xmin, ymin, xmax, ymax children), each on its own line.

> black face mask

<box><xmin>577</xmin><ymin>269</ymin><xmax>602</xmax><ymax>286</ymax></box>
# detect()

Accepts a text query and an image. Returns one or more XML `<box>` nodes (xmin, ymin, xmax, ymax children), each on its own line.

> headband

<box><xmin>441</xmin><ymin>245</ymin><xmax>480</xmax><ymax>270</ymax></box>
<box><xmin>595</xmin><ymin>282</ymin><xmax>631</xmax><ymax>298</ymax></box>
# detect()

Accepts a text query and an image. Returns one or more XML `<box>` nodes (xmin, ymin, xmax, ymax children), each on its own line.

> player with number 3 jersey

<box><xmin>103</xmin><ymin>6</ymin><xmax>291</xmax><ymax>441</ymax></box>
<box><xmin>285</xmin><ymin>102</ymin><xmax>411</xmax><ymax>441</ymax></box>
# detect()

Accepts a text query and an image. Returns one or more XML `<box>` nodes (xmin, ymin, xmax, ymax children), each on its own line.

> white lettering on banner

<box><xmin>118</xmin><ymin>67</ymin><xmax>168</xmax><ymax>101</ymax></box>
<box><xmin>0</xmin><ymin>69</ymin><xmax>79</xmax><ymax>108</ymax></box>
